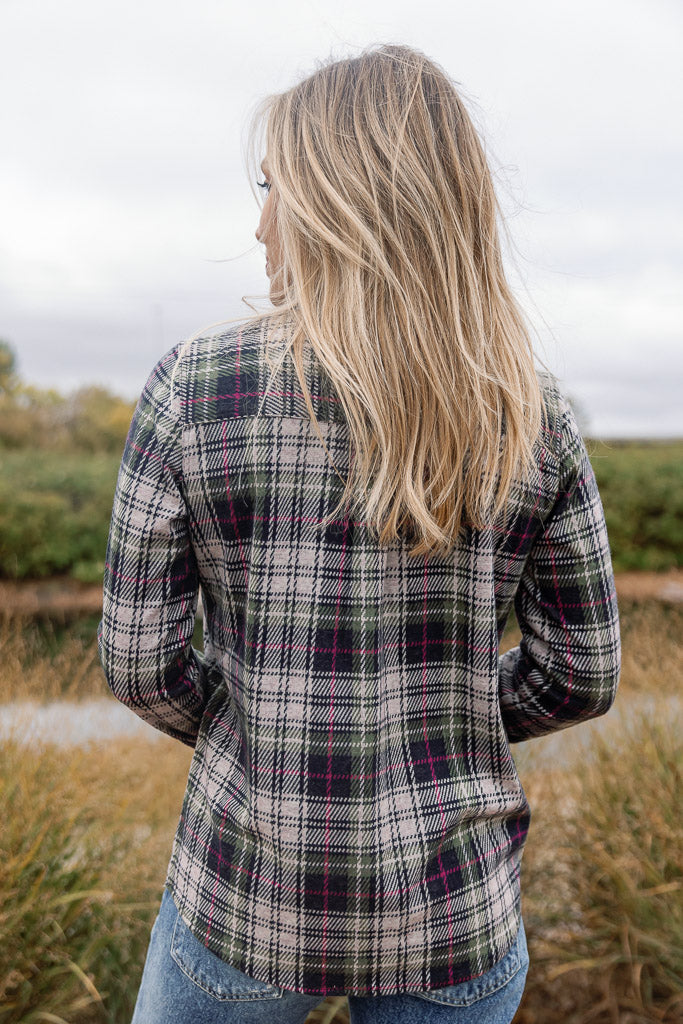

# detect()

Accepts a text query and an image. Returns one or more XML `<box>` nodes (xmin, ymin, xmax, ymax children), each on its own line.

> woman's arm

<box><xmin>98</xmin><ymin>345</ymin><xmax>209</xmax><ymax>747</ymax></box>
<box><xmin>498</xmin><ymin>398</ymin><xmax>621</xmax><ymax>743</ymax></box>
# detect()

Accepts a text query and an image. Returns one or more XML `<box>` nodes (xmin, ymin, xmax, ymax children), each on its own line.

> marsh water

<box><xmin>1</xmin><ymin>689</ymin><xmax>678</xmax><ymax>770</ymax></box>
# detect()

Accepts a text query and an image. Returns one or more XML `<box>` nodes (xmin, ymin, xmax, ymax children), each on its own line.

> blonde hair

<box><xmin>248</xmin><ymin>43</ymin><xmax>543</xmax><ymax>559</ymax></box>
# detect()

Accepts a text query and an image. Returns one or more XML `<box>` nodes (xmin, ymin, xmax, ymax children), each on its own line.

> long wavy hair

<box><xmin>248</xmin><ymin>44</ymin><xmax>544</xmax><ymax>559</ymax></box>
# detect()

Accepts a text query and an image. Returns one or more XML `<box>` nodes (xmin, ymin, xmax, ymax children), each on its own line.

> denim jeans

<box><xmin>131</xmin><ymin>888</ymin><xmax>529</xmax><ymax>1024</ymax></box>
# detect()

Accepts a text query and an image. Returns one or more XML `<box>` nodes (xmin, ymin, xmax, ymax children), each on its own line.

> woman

<box><xmin>99</xmin><ymin>44</ymin><xmax>621</xmax><ymax>1024</ymax></box>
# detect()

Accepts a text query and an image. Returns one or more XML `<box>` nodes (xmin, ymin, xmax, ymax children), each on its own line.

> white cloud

<box><xmin>1</xmin><ymin>0</ymin><xmax>681</xmax><ymax>436</ymax></box>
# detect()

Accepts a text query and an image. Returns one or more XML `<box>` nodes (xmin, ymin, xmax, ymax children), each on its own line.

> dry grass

<box><xmin>500</xmin><ymin>599</ymin><xmax>681</xmax><ymax>699</ymax></box>
<box><xmin>0</xmin><ymin>616</ymin><xmax>109</xmax><ymax>704</ymax></box>
<box><xmin>516</xmin><ymin>711</ymin><xmax>682</xmax><ymax>1023</ymax></box>
<box><xmin>616</xmin><ymin>601</ymin><xmax>683</xmax><ymax>697</ymax></box>
<box><xmin>0</xmin><ymin>734</ymin><xmax>192</xmax><ymax>1023</ymax></box>
<box><xmin>0</xmin><ymin>726</ymin><xmax>346</xmax><ymax>1024</ymax></box>
<box><xmin>1</xmin><ymin>597</ymin><xmax>680</xmax><ymax>1022</ymax></box>
<box><xmin>2</xmin><ymin>597</ymin><xmax>680</xmax><ymax>709</ymax></box>
<box><xmin>3</xmin><ymin>708</ymin><xmax>679</xmax><ymax>1023</ymax></box>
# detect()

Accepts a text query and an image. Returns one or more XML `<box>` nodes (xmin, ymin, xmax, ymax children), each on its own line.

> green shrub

<box><xmin>0</xmin><ymin>452</ymin><xmax>120</xmax><ymax>580</ymax></box>
<box><xmin>0</xmin><ymin>438</ymin><xmax>681</xmax><ymax>582</ymax></box>
<box><xmin>0</xmin><ymin>385</ymin><xmax>134</xmax><ymax>454</ymax></box>
<box><xmin>589</xmin><ymin>441</ymin><xmax>683</xmax><ymax>572</ymax></box>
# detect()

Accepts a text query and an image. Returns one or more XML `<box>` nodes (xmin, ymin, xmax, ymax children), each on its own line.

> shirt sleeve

<box><xmin>498</xmin><ymin>396</ymin><xmax>621</xmax><ymax>743</ymax></box>
<box><xmin>97</xmin><ymin>345</ymin><xmax>209</xmax><ymax>747</ymax></box>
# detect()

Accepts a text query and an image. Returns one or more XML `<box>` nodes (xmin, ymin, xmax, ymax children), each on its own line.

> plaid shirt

<box><xmin>98</xmin><ymin>319</ymin><xmax>620</xmax><ymax>997</ymax></box>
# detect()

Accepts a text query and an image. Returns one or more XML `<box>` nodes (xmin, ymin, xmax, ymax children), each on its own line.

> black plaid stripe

<box><xmin>98</xmin><ymin>320</ymin><xmax>620</xmax><ymax>995</ymax></box>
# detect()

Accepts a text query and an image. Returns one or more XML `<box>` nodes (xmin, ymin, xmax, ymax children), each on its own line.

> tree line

<box><xmin>0</xmin><ymin>339</ymin><xmax>135</xmax><ymax>454</ymax></box>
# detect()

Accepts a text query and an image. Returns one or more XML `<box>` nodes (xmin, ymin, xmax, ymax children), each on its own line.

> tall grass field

<box><xmin>1</xmin><ymin>599</ymin><xmax>681</xmax><ymax>1023</ymax></box>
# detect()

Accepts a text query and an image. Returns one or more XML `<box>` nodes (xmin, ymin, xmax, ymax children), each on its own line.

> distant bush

<box><xmin>1</xmin><ymin>441</ymin><xmax>682</xmax><ymax>581</ymax></box>
<box><xmin>0</xmin><ymin>452</ymin><xmax>120</xmax><ymax>581</ymax></box>
<box><xmin>588</xmin><ymin>440</ymin><xmax>683</xmax><ymax>572</ymax></box>
<box><xmin>0</xmin><ymin>343</ymin><xmax>680</xmax><ymax>582</ymax></box>
<box><xmin>0</xmin><ymin>385</ymin><xmax>135</xmax><ymax>454</ymax></box>
<box><xmin>0</xmin><ymin>338</ymin><xmax>135</xmax><ymax>454</ymax></box>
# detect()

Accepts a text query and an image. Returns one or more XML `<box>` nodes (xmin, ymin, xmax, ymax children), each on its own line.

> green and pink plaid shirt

<box><xmin>98</xmin><ymin>319</ymin><xmax>620</xmax><ymax>996</ymax></box>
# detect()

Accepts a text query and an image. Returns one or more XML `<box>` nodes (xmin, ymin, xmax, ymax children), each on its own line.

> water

<box><xmin>0</xmin><ymin>691</ymin><xmax>679</xmax><ymax>759</ymax></box>
<box><xmin>0</xmin><ymin>697</ymin><xmax>165</xmax><ymax>747</ymax></box>
<box><xmin>513</xmin><ymin>691</ymin><xmax>682</xmax><ymax>770</ymax></box>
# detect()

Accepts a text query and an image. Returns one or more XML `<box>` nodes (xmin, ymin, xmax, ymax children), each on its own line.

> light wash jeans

<box><xmin>131</xmin><ymin>887</ymin><xmax>529</xmax><ymax>1024</ymax></box>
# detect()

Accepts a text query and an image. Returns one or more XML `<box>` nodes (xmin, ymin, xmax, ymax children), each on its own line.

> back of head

<box><xmin>251</xmin><ymin>44</ymin><xmax>544</xmax><ymax>559</ymax></box>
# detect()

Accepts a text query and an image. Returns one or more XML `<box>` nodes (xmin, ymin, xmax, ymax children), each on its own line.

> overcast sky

<box><xmin>1</xmin><ymin>0</ymin><xmax>681</xmax><ymax>436</ymax></box>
